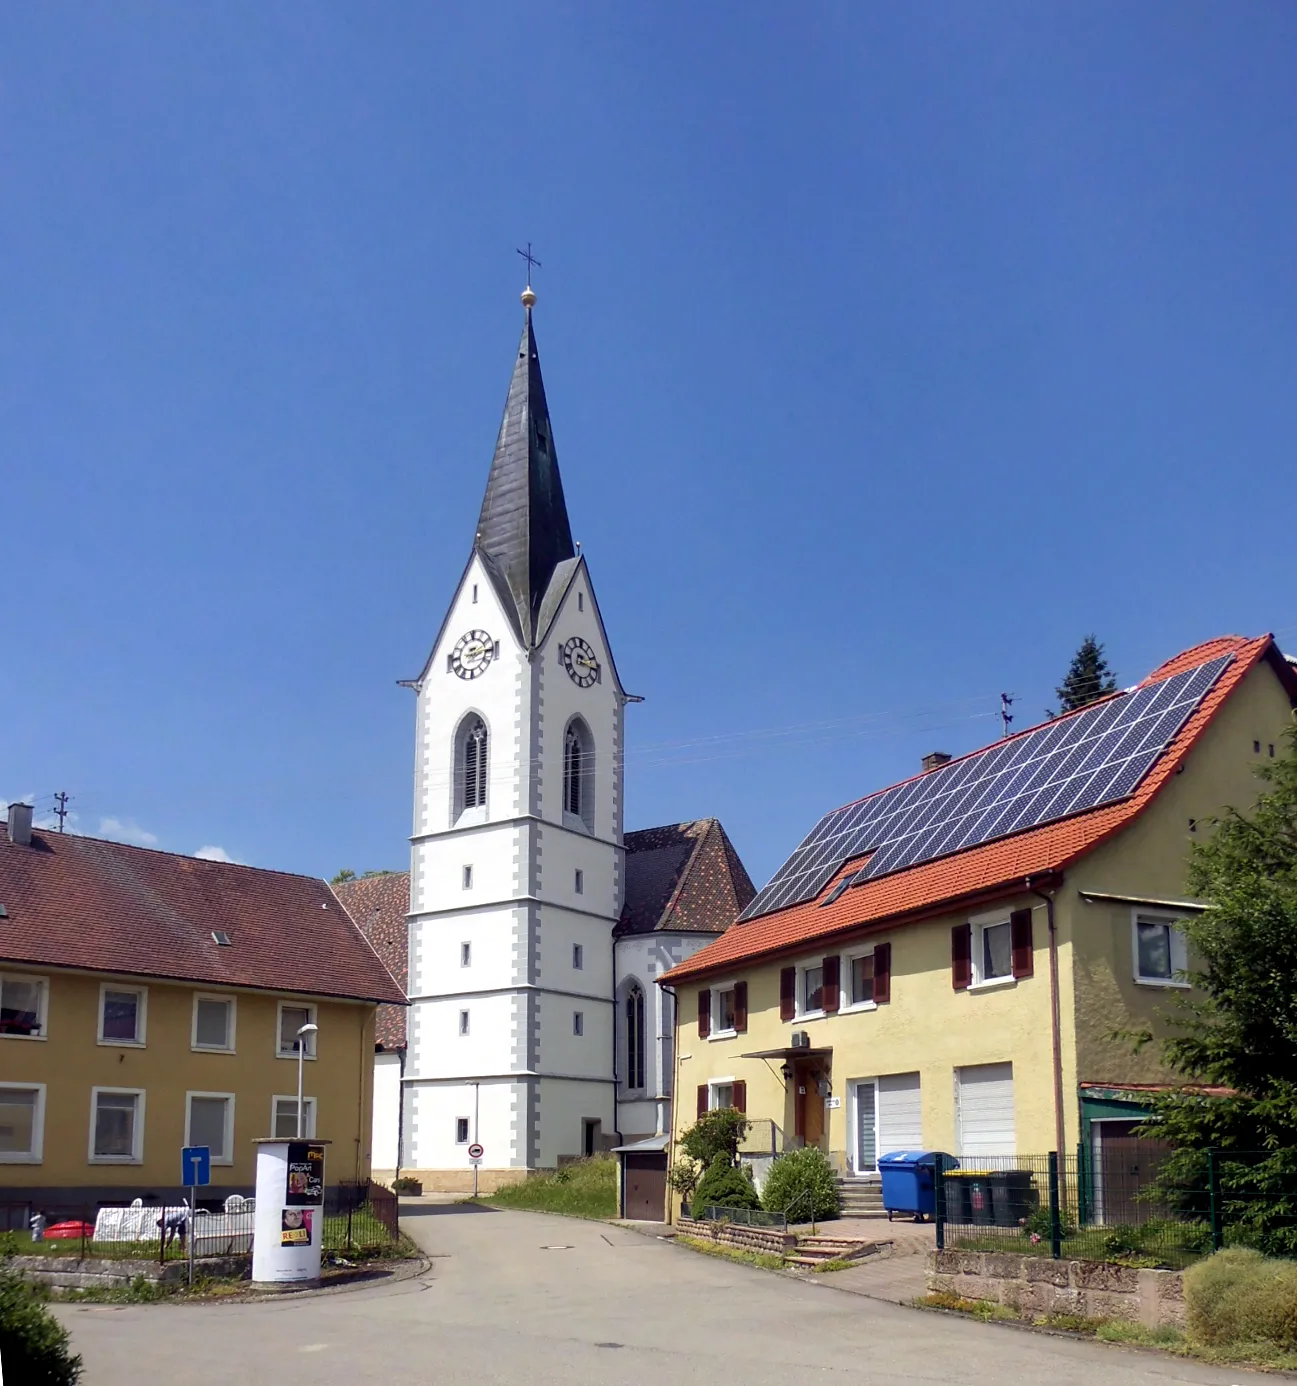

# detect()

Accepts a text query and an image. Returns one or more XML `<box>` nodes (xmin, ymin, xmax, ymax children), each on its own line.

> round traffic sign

<box><xmin>467</xmin><ymin>1142</ymin><xmax>484</xmax><ymax>1160</ymax></box>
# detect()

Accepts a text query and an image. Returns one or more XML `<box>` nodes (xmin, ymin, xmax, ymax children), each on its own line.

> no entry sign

<box><xmin>467</xmin><ymin>1143</ymin><xmax>484</xmax><ymax>1161</ymax></box>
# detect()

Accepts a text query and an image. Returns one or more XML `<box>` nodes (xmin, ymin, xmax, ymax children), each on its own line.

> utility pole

<box><xmin>52</xmin><ymin>792</ymin><xmax>70</xmax><ymax>832</ymax></box>
<box><xmin>1000</xmin><ymin>694</ymin><xmax>1015</xmax><ymax>738</ymax></box>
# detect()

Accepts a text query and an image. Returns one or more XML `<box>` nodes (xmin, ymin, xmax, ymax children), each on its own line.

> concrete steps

<box><xmin>785</xmin><ymin>1235</ymin><xmax>881</xmax><ymax>1269</ymax></box>
<box><xmin>836</xmin><ymin>1177</ymin><xmax>884</xmax><ymax>1216</ymax></box>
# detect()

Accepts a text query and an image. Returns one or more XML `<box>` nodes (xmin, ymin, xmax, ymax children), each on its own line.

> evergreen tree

<box><xmin>1054</xmin><ymin>635</ymin><xmax>1117</xmax><ymax>713</ymax></box>
<box><xmin>1136</xmin><ymin>730</ymin><xmax>1297</xmax><ymax>1252</ymax></box>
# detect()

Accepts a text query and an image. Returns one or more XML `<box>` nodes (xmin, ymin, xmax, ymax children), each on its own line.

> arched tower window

<box><xmin>454</xmin><ymin>714</ymin><xmax>489</xmax><ymax>819</ymax></box>
<box><xmin>562</xmin><ymin>718</ymin><xmax>594</xmax><ymax>832</ymax></box>
<box><xmin>625</xmin><ymin>983</ymin><xmax>646</xmax><ymax>1091</ymax></box>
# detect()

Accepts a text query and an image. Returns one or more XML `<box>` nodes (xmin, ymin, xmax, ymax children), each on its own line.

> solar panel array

<box><xmin>739</xmin><ymin>654</ymin><xmax>1233</xmax><ymax>921</ymax></box>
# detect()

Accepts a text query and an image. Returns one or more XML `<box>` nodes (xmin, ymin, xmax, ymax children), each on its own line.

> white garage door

<box><xmin>877</xmin><ymin>1072</ymin><xmax>923</xmax><ymax>1155</ymax></box>
<box><xmin>956</xmin><ymin>1063</ymin><xmax>1015</xmax><ymax>1157</ymax></box>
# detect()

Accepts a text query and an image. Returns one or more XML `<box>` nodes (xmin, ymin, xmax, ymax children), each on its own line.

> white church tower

<box><xmin>403</xmin><ymin>284</ymin><xmax>627</xmax><ymax>1188</ymax></box>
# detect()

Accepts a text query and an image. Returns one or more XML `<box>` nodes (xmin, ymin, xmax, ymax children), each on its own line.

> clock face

<box><xmin>450</xmin><ymin>629</ymin><xmax>495</xmax><ymax>680</ymax></box>
<box><xmin>562</xmin><ymin>636</ymin><xmax>600</xmax><ymax>688</ymax></box>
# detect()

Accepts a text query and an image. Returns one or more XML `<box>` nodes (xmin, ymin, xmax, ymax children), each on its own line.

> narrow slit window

<box><xmin>461</xmin><ymin>942</ymin><xmax>471</xmax><ymax>967</ymax></box>
<box><xmin>573</xmin><ymin>1011</ymin><xmax>584</xmax><ymax>1037</ymax></box>
<box><xmin>463</xmin><ymin>865</ymin><xmax>473</xmax><ymax>890</ymax></box>
<box><xmin>459</xmin><ymin>1010</ymin><xmax>470</xmax><ymax>1036</ymax></box>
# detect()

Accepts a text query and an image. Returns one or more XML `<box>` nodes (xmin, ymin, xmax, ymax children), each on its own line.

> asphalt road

<box><xmin>55</xmin><ymin>1204</ymin><xmax>1271</xmax><ymax>1385</ymax></box>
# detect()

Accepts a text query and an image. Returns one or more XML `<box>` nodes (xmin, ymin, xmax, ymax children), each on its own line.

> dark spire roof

<box><xmin>475</xmin><ymin>301</ymin><xmax>575</xmax><ymax>647</ymax></box>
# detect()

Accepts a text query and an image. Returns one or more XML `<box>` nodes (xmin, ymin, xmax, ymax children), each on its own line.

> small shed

<box><xmin>613</xmin><ymin>1136</ymin><xmax>669</xmax><ymax>1222</ymax></box>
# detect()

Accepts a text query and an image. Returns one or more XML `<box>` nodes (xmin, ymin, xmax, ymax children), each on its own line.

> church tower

<box><xmin>403</xmin><ymin>284</ymin><xmax>626</xmax><ymax>1186</ymax></box>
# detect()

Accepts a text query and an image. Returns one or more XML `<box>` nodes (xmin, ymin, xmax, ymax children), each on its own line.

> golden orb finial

<box><xmin>521</xmin><ymin>284</ymin><xmax>537</xmax><ymax>309</ymax></box>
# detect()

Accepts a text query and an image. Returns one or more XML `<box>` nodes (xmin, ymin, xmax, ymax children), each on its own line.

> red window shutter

<box><xmin>1011</xmin><ymin>908</ymin><xmax>1035</xmax><ymax>979</ymax></box>
<box><xmin>697</xmin><ymin>1084</ymin><xmax>708</xmax><ymax>1118</ymax></box>
<box><xmin>734</xmin><ymin>981</ymin><xmax>748</xmax><ymax>1032</ymax></box>
<box><xmin>779</xmin><ymin>967</ymin><xmax>796</xmax><ymax>1021</ymax></box>
<box><xmin>873</xmin><ymin>942</ymin><xmax>891</xmax><ymax>1004</ymax></box>
<box><xmin>952</xmin><ymin>923</ymin><xmax>972</xmax><ymax>990</ymax></box>
<box><xmin>822</xmin><ymin>955</ymin><xmax>841</xmax><ymax>1013</ymax></box>
<box><xmin>697</xmin><ymin>989</ymin><xmax>711</xmax><ymax>1039</ymax></box>
<box><xmin>733</xmin><ymin>1079</ymin><xmax>746</xmax><ymax>1113</ymax></box>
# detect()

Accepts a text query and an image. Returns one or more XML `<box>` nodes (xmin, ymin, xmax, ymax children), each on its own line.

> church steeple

<box><xmin>474</xmin><ymin>288</ymin><xmax>576</xmax><ymax>648</ymax></box>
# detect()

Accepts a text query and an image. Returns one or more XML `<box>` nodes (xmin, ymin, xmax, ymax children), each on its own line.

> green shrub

<box><xmin>693</xmin><ymin>1153</ymin><xmax>761</xmax><ymax>1214</ymax></box>
<box><xmin>390</xmin><ymin>1176</ymin><xmax>423</xmax><ymax>1195</ymax></box>
<box><xmin>0</xmin><ymin>1262</ymin><xmax>83</xmax><ymax>1385</ymax></box>
<box><xmin>1185</xmin><ymin>1247</ymin><xmax>1297</xmax><ymax>1351</ymax></box>
<box><xmin>761</xmin><ymin>1147</ymin><xmax>840</xmax><ymax>1221</ymax></box>
<box><xmin>680</xmin><ymin>1109</ymin><xmax>750</xmax><ymax>1167</ymax></box>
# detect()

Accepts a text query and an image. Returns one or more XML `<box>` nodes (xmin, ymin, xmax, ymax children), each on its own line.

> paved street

<box><xmin>57</xmin><ymin>1206</ymin><xmax>1271</xmax><ymax>1384</ymax></box>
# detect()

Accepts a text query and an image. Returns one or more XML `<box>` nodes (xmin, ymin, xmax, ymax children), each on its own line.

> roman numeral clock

<box><xmin>562</xmin><ymin>636</ymin><xmax>600</xmax><ymax>688</ymax></box>
<box><xmin>448</xmin><ymin>630</ymin><xmax>497</xmax><ymax>680</ymax></box>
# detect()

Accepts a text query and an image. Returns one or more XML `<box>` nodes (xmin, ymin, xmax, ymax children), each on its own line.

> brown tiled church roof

<box><xmin>331</xmin><ymin>873</ymin><xmax>410</xmax><ymax>1051</ymax></box>
<box><xmin>0</xmin><ymin>823</ymin><xmax>405</xmax><ymax>1005</ymax></box>
<box><xmin>617</xmin><ymin>818</ymin><xmax>755</xmax><ymax>938</ymax></box>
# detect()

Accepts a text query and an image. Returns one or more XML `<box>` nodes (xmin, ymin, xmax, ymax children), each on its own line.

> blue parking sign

<box><xmin>181</xmin><ymin>1146</ymin><xmax>211</xmax><ymax>1187</ymax></box>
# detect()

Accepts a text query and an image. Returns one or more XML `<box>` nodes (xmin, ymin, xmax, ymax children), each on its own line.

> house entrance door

<box><xmin>795</xmin><ymin>1062</ymin><xmax>826</xmax><ymax>1149</ymax></box>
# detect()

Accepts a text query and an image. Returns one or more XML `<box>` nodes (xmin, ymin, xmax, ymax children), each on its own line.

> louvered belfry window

<box><xmin>463</xmin><ymin>717</ymin><xmax>488</xmax><ymax>809</ymax></box>
<box><xmin>564</xmin><ymin>726</ymin><xmax>583</xmax><ymax>817</ymax></box>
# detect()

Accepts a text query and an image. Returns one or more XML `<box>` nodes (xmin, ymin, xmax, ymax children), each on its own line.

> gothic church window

<box><xmin>454</xmin><ymin>714</ymin><xmax>489</xmax><ymax>818</ymax></box>
<box><xmin>626</xmin><ymin>984</ymin><xmax>646</xmax><ymax>1091</ymax></box>
<box><xmin>563</xmin><ymin>718</ymin><xmax>594</xmax><ymax>832</ymax></box>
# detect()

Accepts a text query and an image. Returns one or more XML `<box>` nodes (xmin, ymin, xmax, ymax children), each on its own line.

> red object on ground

<box><xmin>44</xmin><ymin>1221</ymin><xmax>94</xmax><ymax>1239</ymax></box>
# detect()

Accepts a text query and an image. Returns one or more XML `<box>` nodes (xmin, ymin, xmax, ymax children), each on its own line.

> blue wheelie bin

<box><xmin>877</xmin><ymin>1151</ymin><xmax>956</xmax><ymax>1223</ymax></box>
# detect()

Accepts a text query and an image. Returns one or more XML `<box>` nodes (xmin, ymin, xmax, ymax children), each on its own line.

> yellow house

<box><xmin>661</xmin><ymin>635</ymin><xmax>1297</xmax><ymax>1211</ymax></box>
<box><xmin>0</xmin><ymin>810</ymin><xmax>404</xmax><ymax>1220</ymax></box>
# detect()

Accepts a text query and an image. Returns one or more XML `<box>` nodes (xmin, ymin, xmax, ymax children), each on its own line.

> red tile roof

<box><xmin>331</xmin><ymin>873</ymin><xmax>410</xmax><ymax>1049</ymax></box>
<box><xmin>617</xmin><ymin>819</ymin><xmax>756</xmax><ymax>937</ymax></box>
<box><xmin>0</xmin><ymin>825</ymin><xmax>405</xmax><ymax>1005</ymax></box>
<box><xmin>663</xmin><ymin>635</ymin><xmax>1297</xmax><ymax>986</ymax></box>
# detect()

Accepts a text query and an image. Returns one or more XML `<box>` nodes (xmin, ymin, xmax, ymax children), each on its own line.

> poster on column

<box><xmin>285</xmin><ymin>1142</ymin><xmax>325</xmax><ymax>1206</ymax></box>
<box><xmin>281</xmin><ymin>1208</ymin><xmax>314</xmax><ymax>1246</ymax></box>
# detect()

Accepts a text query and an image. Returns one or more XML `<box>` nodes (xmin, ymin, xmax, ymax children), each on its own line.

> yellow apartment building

<box><xmin>0</xmin><ymin>810</ymin><xmax>404</xmax><ymax>1220</ymax></box>
<box><xmin>662</xmin><ymin>635</ymin><xmax>1297</xmax><ymax>1214</ymax></box>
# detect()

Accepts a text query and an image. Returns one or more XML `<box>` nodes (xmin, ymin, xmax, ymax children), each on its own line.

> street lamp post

<box><xmin>296</xmin><ymin>1023</ymin><xmax>319</xmax><ymax>1138</ymax></box>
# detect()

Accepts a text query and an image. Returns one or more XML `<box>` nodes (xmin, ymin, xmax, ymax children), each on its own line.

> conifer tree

<box><xmin>1054</xmin><ymin>635</ymin><xmax>1117</xmax><ymax>713</ymax></box>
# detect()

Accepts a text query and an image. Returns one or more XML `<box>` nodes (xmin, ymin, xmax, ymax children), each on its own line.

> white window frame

<box><xmin>89</xmin><ymin>1086</ymin><xmax>146</xmax><ymax>1164</ymax></box>
<box><xmin>969</xmin><ymin>909</ymin><xmax>1017</xmax><ymax>991</ymax></box>
<box><xmin>797</xmin><ymin>962</ymin><xmax>826</xmax><ymax>1020</ymax></box>
<box><xmin>185</xmin><ymin>1091</ymin><xmax>236</xmax><ymax>1165</ymax></box>
<box><xmin>708</xmin><ymin>1077</ymin><xmax>736</xmax><ymax>1111</ymax></box>
<box><xmin>271</xmin><ymin>1095</ymin><xmax>317</xmax><ymax>1140</ymax></box>
<box><xmin>842</xmin><ymin>948</ymin><xmax>878</xmax><ymax>1013</ymax></box>
<box><xmin>1131</xmin><ymin>910</ymin><xmax>1190</xmax><ymax>988</ymax></box>
<box><xmin>455</xmin><ymin>1117</ymin><xmax>470</xmax><ymax>1144</ymax></box>
<box><xmin>0</xmin><ymin>972</ymin><xmax>49</xmax><ymax>1041</ymax></box>
<box><xmin>709</xmin><ymin>978</ymin><xmax>739</xmax><ymax>1039</ymax></box>
<box><xmin>276</xmin><ymin>1002</ymin><xmax>318</xmax><ymax>1060</ymax></box>
<box><xmin>191</xmin><ymin>993</ymin><xmax>237</xmax><ymax>1053</ymax></box>
<box><xmin>850</xmin><ymin>1077</ymin><xmax>878</xmax><ymax>1174</ymax></box>
<box><xmin>97</xmin><ymin>982</ymin><xmax>148</xmax><ymax>1047</ymax></box>
<box><xmin>0</xmin><ymin>1082</ymin><xmax>46</xmax><ymax>1163</ymax></box>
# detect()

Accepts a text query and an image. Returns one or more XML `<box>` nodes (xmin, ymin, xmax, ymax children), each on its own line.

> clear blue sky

<box><xmin>4</xmin><ymin>3</ymin><xmax>1297</xmax><ymax>888</ymax></box>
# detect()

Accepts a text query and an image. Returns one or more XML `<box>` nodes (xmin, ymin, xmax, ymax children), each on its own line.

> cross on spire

<box><xmin>516</xmin><ymin>241</ymin><xmax>541</xmax><ymax>286</ymax></box>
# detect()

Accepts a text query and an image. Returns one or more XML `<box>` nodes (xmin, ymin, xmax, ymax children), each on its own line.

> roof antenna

<box><xmin>1000</xmin><ymin>693</ymin><xmax>1015</xmax><ymax>738</ymax></box>
<box><xmin>52</xmin><ymin>791</ymin><xmax>71</xmax><ymax>833</ymax></box>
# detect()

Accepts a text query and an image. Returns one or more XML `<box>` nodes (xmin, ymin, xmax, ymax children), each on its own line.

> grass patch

<box><xmin>1094</xmin><ymin>1320</ymin><xmax>1187</xmax><ymax>1349</ymax></box>
<box><xmin>946</xmin><ymin>1221</ymin><xmax>1208</xmax><ymax>1270</ymax></box>
<box><xmin>919</xmin><ymin>1291</ymin><xmax>1018</xmax><ymax>1321</ymax></box>
<box><xmin>480</xmin><ymin>1157</ymin><xmax>617</xmax><ymax>1220</ymax></box>
<box><xmin>811</xmin><ymin>1258</ymin><xmax>857</xmax><ymax>1273</ymax></box>
<box><xmin>675</xmin><ymin>1236</ymin><xmax>786</xmax><ymax>1272</ymax></box>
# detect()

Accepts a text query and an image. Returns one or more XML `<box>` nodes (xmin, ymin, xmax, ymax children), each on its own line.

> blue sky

<box><xmin>4</xmin><ymin>3</ymin><xmax>1297</xmax><ymax>887</ymax></box>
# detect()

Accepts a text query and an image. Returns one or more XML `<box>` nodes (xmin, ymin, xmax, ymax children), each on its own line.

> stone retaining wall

<box><xmin>676</xmin><ymin>1216</ymin><xmax>795</xmax><ymax>1258</ymax></box>
<box><xmin>926</xmin><ymin>1250</ymin><xmax>1186</xmax><ymax>1329</ymax></box>
<box><xmin>13</xmin><ymin>1254</ymin><xmax>247</xmax><ymax>1294</ymax></box>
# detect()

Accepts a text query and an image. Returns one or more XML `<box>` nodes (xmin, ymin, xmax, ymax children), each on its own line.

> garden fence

<box><xmin>935</xmin><ymin>1147</ymin><xmax>1297</xmax><ymax>1269</ymax></box>
<box><xmin>1</xmin><ymin>1180</ymin><xmax>401</xmax><ymax>1265</ymax></box>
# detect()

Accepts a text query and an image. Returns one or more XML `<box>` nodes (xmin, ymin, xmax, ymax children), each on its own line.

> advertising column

<box><xmin>251</xmin><ymin>1137</ymin><xmax>330</xmax><ymax>1284</ymax></box>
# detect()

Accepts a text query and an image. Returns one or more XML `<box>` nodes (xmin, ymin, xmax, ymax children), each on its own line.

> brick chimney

<box><xmin>921</xmin><ymin>752</ymin><xmax>952</xmax><ymax>773</ymax></box>
<box><xmin>7</xmin><ymin>802</ymin><xmax>33</xmax><ymax>847</ymax></box>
